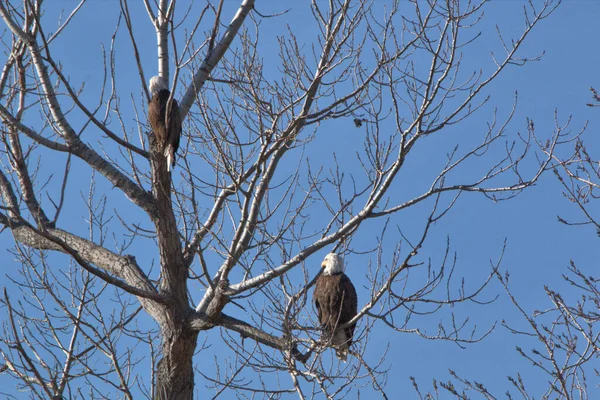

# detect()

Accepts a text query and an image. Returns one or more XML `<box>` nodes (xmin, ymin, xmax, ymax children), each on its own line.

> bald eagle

<box><xmin>313</xmin><ymin>253</ymin><xmax>358</xmax><ymax>361</ymax></box>
<box><xmin>148</xmin><ymin>76</ymin><xmax>181</xmax><ymax>171</ymax></box>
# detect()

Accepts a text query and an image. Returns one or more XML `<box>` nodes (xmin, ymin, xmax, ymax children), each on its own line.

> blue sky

<box><xmin>1</xmin><ymin>1</ymin><xmax>600</xmax><ymax>398</ymax></box>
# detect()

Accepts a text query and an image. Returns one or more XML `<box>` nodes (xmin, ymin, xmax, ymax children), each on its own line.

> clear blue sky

<box><xmin>1</xmin><ymin>1</ymin><xmax>600</xmax><ymax>398</ymax></box>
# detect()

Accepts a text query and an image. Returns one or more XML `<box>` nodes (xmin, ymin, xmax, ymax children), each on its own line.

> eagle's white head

<box><xmin>149</xmin><ymin>76</ymin><xmax>168</xmax><ymax>96</ymax></box>
<box><xmin>321</xmin><ymin>253</ymin><xmax>344</xmax><ymax>275</ymax></box>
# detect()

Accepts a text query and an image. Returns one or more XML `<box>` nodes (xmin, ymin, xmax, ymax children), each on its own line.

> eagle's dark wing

<box><xmin>167</xmin><ymin>99</ymin><xmax>182</xmax><ymax>154</ymax></box>
<box><xmin>314</xmin><ymin>277</ymin><xmax>323</xmax><ymax>327</ymax></box>
<box><xmin>338</xmin><ymin>273</ymin><xmax>358</xmax><ymax>344</ymax></box>
<box><xmin>148</xmin><ymin>91</ymin><xmax>168</xmax><ymax>149</ymax></box>
<box><xmin>165</xmin><ymin>99</ymin><xmax>181</xmax><ymax>167</ymax></box>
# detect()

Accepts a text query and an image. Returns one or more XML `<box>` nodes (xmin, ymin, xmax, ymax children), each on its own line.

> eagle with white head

<box><xmin>148</xmin><ymin>76</ymin><xmax>181</xmax><ymax>171</ymax></box>
<box><xmin>313</xmin><ymin>253</ymin><xmax>358</xmax><ymax>361</ymax></box>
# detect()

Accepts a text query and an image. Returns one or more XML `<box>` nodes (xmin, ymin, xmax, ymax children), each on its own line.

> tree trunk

<box><xmin>154</xmin><ymin>326</ymin><xmax>199</xmax><ymax>400</ymax></box>
<box><xmin>150</xmin><ymin>139</ymin><xmax>200</xmax><ymax>399</ymax></box>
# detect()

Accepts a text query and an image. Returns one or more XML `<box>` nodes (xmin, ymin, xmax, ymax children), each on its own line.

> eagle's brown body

<box><xmin>148</xmin><ymin>79</ymin><xmax>181</xmax><ymax>171</ymax></box>
<box><xmin>314</xmin><ymin>271</ymin><xmax>358</xmax><ymax>361</ymax></box>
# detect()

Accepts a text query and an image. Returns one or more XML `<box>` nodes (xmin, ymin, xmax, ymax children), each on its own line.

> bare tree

<box><xmin>0</xmin><ymin>0</ymin><xmax>570</xmax><ymax>398</ymax></box>
<box><xmin>490</xmin><ymin>94</ymin><xmax>600</xmax><ymax>400</ymax></box>
<box><xmin>409</xmin><ymin>94</ymin><xmax>599</xmax><ymax>400</ymax></box>
<box><xmin>507</xmin><ymin>103</ymin><xmax>600</xmax><ymax>399</ymax></box>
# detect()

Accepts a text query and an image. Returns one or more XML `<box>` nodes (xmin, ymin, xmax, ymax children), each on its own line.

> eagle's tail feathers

<box><xmin>335</xmin><ymin>347</ymin><xmax>348</xmax><ymax>362</ymax></box>
<box><xmin>332</xmin><ymin>330</ymin><xmax>350</xmax><ymax>362</ymax></box>
<box><xmin>164</xmin><ymin>144</ymin><xmax>175</xmax><ymax>172</ymax></box>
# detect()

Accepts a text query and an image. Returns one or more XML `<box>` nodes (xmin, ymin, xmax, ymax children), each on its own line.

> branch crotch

<box><xmin>206</xmin><ymin>279</ymin><xmax>230</xmax><ymax>322</ymax></box>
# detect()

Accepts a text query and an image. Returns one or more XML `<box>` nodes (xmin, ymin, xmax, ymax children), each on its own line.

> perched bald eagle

<box><xmin>148</xmin><ymin>76</ymin><xmax>181</xmax><ymax>171</ymax></box>
<box><xmin>313</xmin><ymin>253</ymin><xmax>358</xmax><ymax>361</ymax></box>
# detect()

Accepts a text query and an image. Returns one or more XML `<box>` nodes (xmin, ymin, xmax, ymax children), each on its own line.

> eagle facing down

<box><xmin>313</xmin><ymin>253</ymin><xmax>358</xmax><ymax>361</ymax></box>
<box><xmin>148</xmin><ymin>76</ymin><xmax>181</xmax><ymax>171</ymax></box>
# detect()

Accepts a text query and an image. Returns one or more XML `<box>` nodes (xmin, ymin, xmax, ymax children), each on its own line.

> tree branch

<box><xmin>179</xmin><ymin>0</ymin><xmax>255</xmax><ymax>119</ymax></box>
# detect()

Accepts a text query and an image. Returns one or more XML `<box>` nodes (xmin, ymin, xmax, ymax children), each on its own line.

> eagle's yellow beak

<box><xmin>321</xmin><ymin>262</ymin><xmax>326</xmax><ymax>268</ymax></box>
